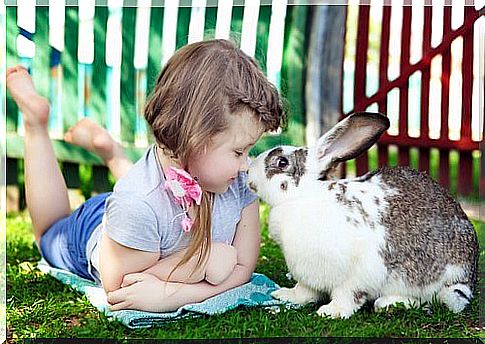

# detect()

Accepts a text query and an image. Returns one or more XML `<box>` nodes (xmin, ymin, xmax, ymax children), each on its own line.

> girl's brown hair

<box><xmin>144</xmin><ymin>39</ymin><xmax>286</xmax><ymax>280</ymax></box>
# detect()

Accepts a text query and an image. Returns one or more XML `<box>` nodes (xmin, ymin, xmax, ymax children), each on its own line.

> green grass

<box><xmin>6</xmin><ymin>205</ymin><xmax>485</xmax><ymax>340</ymax></box>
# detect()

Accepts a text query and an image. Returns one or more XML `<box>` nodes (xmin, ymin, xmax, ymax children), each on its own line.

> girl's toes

<box><xmin>6</xmin><ymin>66</ymin><xmax>17</xmax><ymax>76</ymax></box>
<box><xmin>64</xmin><ymin>130</ymin><xmax>73</xmax><ymax>143</ymax></box>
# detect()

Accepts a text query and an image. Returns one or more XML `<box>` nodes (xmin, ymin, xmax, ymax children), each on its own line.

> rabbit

<box><xmin>247</xmin><ymin>112</ymin><xmax>479</xmax><ymax>319</ymax></box>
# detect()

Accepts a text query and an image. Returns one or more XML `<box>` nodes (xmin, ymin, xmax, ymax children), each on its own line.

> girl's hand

<box><xmin>107</xmin><ymin>273</ymin><xmax>181</xmax><ymax>312</ymax></box>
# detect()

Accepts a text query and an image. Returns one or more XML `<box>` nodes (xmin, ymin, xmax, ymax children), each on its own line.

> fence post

<box><xmin>377</xmin><ymin>6</ymin><xmax>391</xmax><ymax>168</ymax></box>
<box><xmin>397</xmin><ymin>6</ymin><xmax>411</xmax><ymax>167</ymax></box>
<box><xmin>457</xmin><ymin>6</ymin><xmax>475</xmax><ymax>196</ymax></box>
<box><xmin>215</xmin><ymin>0</ymin><xmax>233</xmax><ymax>39</ymax></box>
<box><xmin>105</xmin><ymin>0</ymin><xmax>123</xmax><ymax>142</ymax></box>
<box><xmin>279</xmin><ymin>5</ymin><xmax>308</xmax><ymax>148</ymax></box>
<box><xmin>353</xmin><ymin>4</ymin><xmax>370</xmax><ymax>176</ymax></box>
<box><xmin>16</xmin><ymin>0</ymin><xmax>36</xmax><ymax>136</ymax></box>
<box><xmin>305</xmin><ymin>5</ymin><xmax>346</xmax><ymax>147</ymax></box>
<box><xmin>78</xmin><ymin>0</ymin><xmax>95</xmax><ymax>121</ymax></box>
<box><xmin>134</xmin><ymin>1</ymin><xmax>151</xmax><ymax>147</ymax></box>
<box><xmin>240</xmin><ymin>0</ymin><xmax>260</xmax><ymax>58</ymax></box>
<box><xmin>418</xmin><ymin>5</ymin><xmax>432</xmax><ymax>174</ymax></box>
<box><xmin>266</xmin><ymin>0</ymin><xmax>287</xmax><ymax>89</ymax></box>
<box><xmin>48</xmin><ymin>0</ymin><xmax>65</xmax><ymax>139</ymax></box>
<box><xmin>438</xmin><ymin>6</ymin><xmax>452</xmax><ymax>189</ymax></box>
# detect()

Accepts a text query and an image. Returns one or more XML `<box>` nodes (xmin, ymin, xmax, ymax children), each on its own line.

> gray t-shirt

<box><xmin>86</xmin><ymin>144</ymin><xmax>258</xmax><ymax>285</ymax></box>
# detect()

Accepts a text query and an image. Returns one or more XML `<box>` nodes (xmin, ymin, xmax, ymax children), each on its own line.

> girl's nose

<box><xmin>240</xmin><ymin>156</ymin><xmax>252</xmax><ymax>173</ymax></box>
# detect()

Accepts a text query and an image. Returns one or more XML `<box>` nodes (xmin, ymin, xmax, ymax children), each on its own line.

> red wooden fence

<box><xmin>344</xmin><ymin>4</ymin><xmax>483</xmax><ymax>197</ymax></box>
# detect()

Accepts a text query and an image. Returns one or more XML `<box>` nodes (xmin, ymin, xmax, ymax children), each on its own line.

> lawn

<box><xmin>6</xmin><ymin>204</ymin><xmax>484</xmax><ymax>340</ymax></box>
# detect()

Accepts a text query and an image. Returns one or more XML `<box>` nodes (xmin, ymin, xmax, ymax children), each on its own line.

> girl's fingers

<box><xmin>107</xmin><ymin>274</ymin><xmax>147</xmax><ymax>306</ymax></box>
<box><xmin>109</xmin><ymin>300</ymin><xmax>130</xmax><ymax>311</ymax></box>
<box><xmin>106</xmin><ymin>287</ymin><xmax>128</xmax><ymax>305</ymax></box>
<box><xmin>121</xmin><ymin>273</ymin><xmax>145</xmax><ymax>288</ymax></box>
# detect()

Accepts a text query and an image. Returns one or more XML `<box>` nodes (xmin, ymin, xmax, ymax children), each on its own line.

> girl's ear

<box><xmin>313</xmin><ymin>112</ymin><xmax>390</xmax><ymax>173</ymax></box>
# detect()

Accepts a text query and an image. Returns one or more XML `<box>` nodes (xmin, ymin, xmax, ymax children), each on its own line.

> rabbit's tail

<box><xmin>438</xmin><ymin>283</ymin><xmax>473</xmax><ymax>313</ymax></box>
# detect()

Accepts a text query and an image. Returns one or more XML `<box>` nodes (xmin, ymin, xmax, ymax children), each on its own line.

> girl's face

<box><xmin>188</xmin><ymin>112</ymin><xmax>265</xmax><ymax>194</ymax></box>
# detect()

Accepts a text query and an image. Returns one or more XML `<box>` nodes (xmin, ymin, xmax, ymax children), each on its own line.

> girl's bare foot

<box><xmin>65</xmin><ymin>118</ymin><xmax>134</xmax><ymax>180</ymax></box>
<box><xmin>64</xmin><ymin>118</ymin><xmax>117</xmax><ymax>162</ymax></box>
<box><xmin>6</xmin><ymin>65</ymin><xmax>50</xmax><ymax>130</ymax></box>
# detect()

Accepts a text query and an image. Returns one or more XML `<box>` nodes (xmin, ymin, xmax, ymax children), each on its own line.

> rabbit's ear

<box><xmin>314</xmin><ymin>112</ymin><xmax>389</xmax><ymax>173</ymax></box>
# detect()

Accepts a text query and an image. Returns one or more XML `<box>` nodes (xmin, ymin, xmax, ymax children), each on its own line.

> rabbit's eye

<box><xmin>276</xmin><ymin>157</ymin><xmax>289</xmax><ymax>169</ymax></box>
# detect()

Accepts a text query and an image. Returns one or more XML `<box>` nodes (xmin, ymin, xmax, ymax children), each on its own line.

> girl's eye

<box><xmin>234</xmin><ymin>151</ymin><xmax>244</xmax><ymax>157</ymax></box>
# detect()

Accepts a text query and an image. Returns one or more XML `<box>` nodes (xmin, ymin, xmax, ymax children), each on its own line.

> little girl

<box><xmin>6</xmin><ymin>39</ymin><xmax>285</xmax><ymax>313</ymax></box>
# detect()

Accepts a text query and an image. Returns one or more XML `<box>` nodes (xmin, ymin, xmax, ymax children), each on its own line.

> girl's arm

<box><xmin>142</xmin><ymin>242</ymin><xmax>237</xmax><ymax>284</ymax></box>
<box><xmin>106</xmin><ymin>200</ymin><xmax>261</xmax><ymax>312</ymax></box>
<box><xmin>141</xmin><ymin>248</ymin><xmax>207</xmax><ymax>283</ymax></box>
<box><xmin>99</xmin><ymin>233</ymin><xmax>160</xmax><ymax>293</ymax></box>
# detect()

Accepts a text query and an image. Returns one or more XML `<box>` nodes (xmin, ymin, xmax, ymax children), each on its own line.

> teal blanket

<box><xmin>37</xmin><ymin>259</ymin><xmax>290</xmax><ymax>329</ymax></box>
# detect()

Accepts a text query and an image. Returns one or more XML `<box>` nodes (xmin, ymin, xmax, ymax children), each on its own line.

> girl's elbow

<box><xmin>100</xmin><ymin>272</ymin><xmax>123</xmax><ymax>293</ymax></box>
<box><xmin>99</xmin><ymin>262</ymin><xmax>129</xmax><ymax>292</ymax></box>
<box><xmin>238</xmin><ymin>264</ymin><xmax>255</xmax><ymax>284</ymax></box>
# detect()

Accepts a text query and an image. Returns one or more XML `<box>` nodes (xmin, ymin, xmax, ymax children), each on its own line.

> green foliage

<box><xmin>6</xmin><ymin>209</ymin><xmax>484</xmax><ymax>339</ymax></box>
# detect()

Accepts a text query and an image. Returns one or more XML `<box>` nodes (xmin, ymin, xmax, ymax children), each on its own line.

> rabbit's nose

<box><xmin>248</xmin><ymin>181</ymin><xmax>258</xmax><ymax>193</ymax></box>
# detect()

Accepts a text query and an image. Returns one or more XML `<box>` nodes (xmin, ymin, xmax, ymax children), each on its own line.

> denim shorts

<box><xmin>39</xmin><ymin>192</ymin><xmax>111</xmax><ymax>281</ymax></box>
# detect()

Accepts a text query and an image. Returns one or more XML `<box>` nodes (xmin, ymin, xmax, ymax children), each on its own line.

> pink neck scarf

<box><xmin>164</xmin><ymin>166</ymin><xmax>202</xmax><ymax>232</ymax></box>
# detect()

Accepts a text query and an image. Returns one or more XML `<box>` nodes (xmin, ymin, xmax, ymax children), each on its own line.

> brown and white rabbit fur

<box><xmin>247</xmin><ymin>112</ymin><xmax>478</xmax><ymax>319</ymax></box>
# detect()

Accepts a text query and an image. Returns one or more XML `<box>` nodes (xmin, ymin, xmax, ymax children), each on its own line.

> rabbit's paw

<box><xmin>271</xmin><ymin>287</ymin><xmax>299</xmax><ymax>303</ymax></box>
<box><xmin>317</xmin><ymin>301</ymin><xmax>356</xmax><ymax>319</ymax></box>
<box><xmin>271</xmin><ymin>286</ymin><xmax>316</xmax><ymax>305</ymax></box>
<box><xmin>374</xmin><ymin>296</ymin><xmax>420</xmax><ymax>311</ymax></box>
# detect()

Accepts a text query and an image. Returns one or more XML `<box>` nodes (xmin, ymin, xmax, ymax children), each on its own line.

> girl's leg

<box><xmin>64</xmin><ymin>118</ymin><xmax>133</xmax><ymax>181</ymax></box>
<box><xmin>6</xmin><ymin>65</ymin><xmax>70</xmax><ymax>243</ymax></box>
